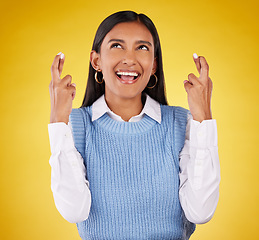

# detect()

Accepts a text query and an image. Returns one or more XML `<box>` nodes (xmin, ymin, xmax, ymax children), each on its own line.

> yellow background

<box><xmin>1</xmin><ymin>0</ymin><xmax>258</xmax><ymax>239</ymax></box>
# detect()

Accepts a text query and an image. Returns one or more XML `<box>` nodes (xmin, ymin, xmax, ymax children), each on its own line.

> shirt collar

<box><xmin>92</xmin><ymin>94</ymin><xmax>161</xmax><ymax>124</ymax></box>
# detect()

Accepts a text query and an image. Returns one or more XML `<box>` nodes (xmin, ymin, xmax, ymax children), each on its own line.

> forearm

<box><xmin>179</xmin><ymin>117</ymin><xmax>220</xmax><ymax>224</ymax></box>
<box><xmin>48</xmin><ymin>122</ymin><xmax>91</xmax><ymax>223</ymax></box>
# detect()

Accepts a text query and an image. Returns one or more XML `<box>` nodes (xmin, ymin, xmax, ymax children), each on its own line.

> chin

<box><xmin>108</xmin><ymin>87</ymin><xmax>144</xmax><ymax>101</ymax></box>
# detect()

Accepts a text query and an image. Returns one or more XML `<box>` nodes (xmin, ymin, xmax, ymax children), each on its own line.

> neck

<box><xmin>105</xmin><ymin>94</ymin><xmax>144</xmax><ymax>122</ymax></box>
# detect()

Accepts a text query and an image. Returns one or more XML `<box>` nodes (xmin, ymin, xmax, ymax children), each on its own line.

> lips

<box><xmin>116</xmin><ymin>70</ymin><xmax>140</xmax><ymax>84</ymax></box>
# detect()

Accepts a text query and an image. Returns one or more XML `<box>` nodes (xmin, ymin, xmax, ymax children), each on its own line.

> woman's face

<box><xmin>94</xmin><ymin>21</ymin><xmax>156</xmax><ymax>101</ymax></box>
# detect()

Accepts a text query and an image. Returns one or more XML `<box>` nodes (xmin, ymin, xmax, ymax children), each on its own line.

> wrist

<box><xmin>192</xmin><ymin>111</ymin><xmax>212</xmax><ymax>123</ymax></box>
<box><xmin>193</xmin><ymin>117</ymin><xmax>212</xmax><ymax>123</ymax></box>
<box><xmin>50</xmin><ymin>113</ymin><xmax>69</xmax><ymax>124</ymax></box>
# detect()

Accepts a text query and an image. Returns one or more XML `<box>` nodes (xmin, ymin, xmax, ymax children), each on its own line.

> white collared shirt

<box><xmin>92</xmin><ymin>94</ymin><xmax>161</xmax><ymax>123</ymax></box>
<box><xmin>48</xmin><ymin>94</ymin><xmax>220</xmax><ymax>224</ymax></box>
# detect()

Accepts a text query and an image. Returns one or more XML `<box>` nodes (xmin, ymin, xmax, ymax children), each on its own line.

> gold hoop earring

<box><xmin>147</xmin><ymin>74</ymin><xmax>158</xmax><ymax>89</ymax></box>
<box><xmin>95</xmin><ymin>71</ymin><xmax>104</xmax><ymax>84</ymax></box>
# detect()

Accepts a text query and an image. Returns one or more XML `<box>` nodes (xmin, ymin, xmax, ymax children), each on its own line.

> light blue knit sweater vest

<box><xmin>69</xmin><ymin>105</ymin><xmax>195</xmax><ymax>240</ymax></box>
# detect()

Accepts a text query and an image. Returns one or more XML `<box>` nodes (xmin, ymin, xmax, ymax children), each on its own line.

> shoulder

<box><xmin>69</xmin><ymin>106</ymin><xmax>93</xmax><ymax>129</ymax></box>
<box><xmin>160</xmin><ymin>105</ymin><xmax>190</xmax><ymax>121</ymax></box>
<box><xmin>70</xmin><ymin>106</ymin><xmax>92</xmax><ymax>119</ymax></box>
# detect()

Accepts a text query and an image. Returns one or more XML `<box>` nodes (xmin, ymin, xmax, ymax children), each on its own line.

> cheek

<box><xmin>136</xmin><ymin>51</ymin><xmax>154</xmax><ymax>65</ymax></box>
<box><xmin>140</xmin><ymin>56</ymin><xmax>155</xmax><ymax>75</ymax></box>
<box><xmin>100</xmin><ymin>53</ymin><xmax>120</xmax><ymax>73</ymax></box>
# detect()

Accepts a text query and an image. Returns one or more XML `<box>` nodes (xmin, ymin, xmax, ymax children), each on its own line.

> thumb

<box><xmin>183</xmin><ymin>80</ymin><xmax>191</xmax><ymax>93</ymax></box>
<box><xmin>72</xmin><ymin>91</ymin><xmax>76</xmax><ymax>100</ymax></box>
<box><xmin>68</xmin><ymin>84</ymin><xmax>76</xmax><ymax>100</ymax></box>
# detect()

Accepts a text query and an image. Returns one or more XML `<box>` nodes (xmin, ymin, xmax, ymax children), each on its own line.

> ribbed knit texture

<box><xmin>69</xmin><ymin>105</ymin><xmax>195</xmax><ymax>240</ymax></box>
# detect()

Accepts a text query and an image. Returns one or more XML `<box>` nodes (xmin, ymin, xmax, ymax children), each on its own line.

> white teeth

<box><xmin>116</xmin><ymin>71</ymin><xmax>138</xmax><ymax>77</ymax></box>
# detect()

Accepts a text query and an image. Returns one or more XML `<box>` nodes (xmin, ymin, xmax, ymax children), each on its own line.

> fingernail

<box><xmin>183</xmin><ymin>80</ymin><xmax>188</xmax><ymax>84</ymax></box>
<box><xmin>57</xmin><ymin>52</ymin><xmax>64</xmax><ymax>59</ymax></box>
<box><xmin>193</xmin><ymin>53</ymin><xmax>198</xmax><ymax>59</ymax></box>
<box><xmin>71</xmin><ymin>83</ymin><xmax>76</xmax><ymax>87</ymax></box>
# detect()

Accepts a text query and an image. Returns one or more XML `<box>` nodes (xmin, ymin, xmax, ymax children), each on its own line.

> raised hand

<box><xmin>184</xmin><ymin>54</ymin><xmax>213</xmax><ymax>123</ymax></box>
<box><xmin>49</xmin><ymin>52</ymin><xmax>76</xmax><ymax>124</ymax></box>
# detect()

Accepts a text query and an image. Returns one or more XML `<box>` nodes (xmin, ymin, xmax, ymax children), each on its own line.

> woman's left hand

<box><xmin>184</xmin><ymin>54</ymin><xmax>213</xmax><ymax>123</ymax></box>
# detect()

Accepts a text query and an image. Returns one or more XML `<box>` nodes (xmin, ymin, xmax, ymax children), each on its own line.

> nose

<box><xmin>121</xmin><ymin>49</ymin><xmax>136</xmax><ymax>66</ymax></box>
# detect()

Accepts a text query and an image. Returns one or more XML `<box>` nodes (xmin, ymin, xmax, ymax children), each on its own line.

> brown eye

<box><xmin>111</xmin><ymin>43</ymin><xmax>122</xmax><ymax>49</ymax></box>
<box><xmin>138</xmin><ymin>45</ymin><xmax>149</xmax><ymax>51</ymax></box>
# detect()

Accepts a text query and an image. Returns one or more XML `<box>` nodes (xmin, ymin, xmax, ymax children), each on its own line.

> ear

<box><xmin>151</xmin><ymin>57</ymin><xmax>157</xmax><ymax>75</ymax></box>
<box><xmin>90</xmin><ymin>50</ymin><xmax>101</xmax><ymax>71</ymax></box>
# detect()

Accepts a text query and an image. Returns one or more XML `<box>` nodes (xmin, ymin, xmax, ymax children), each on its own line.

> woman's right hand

<box><xmin>49</xmin><ymin>52</ymin><xmax>76</xmax><ymax>124</ymax></box>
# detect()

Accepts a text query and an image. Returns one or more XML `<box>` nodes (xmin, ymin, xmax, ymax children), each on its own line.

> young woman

<box><xmin>48</xmin><ymin>11</ymin><xmax>220</xmax><ymax>240</ymax></box>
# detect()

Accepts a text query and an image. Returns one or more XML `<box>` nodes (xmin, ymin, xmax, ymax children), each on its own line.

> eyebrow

<box><xmin>108</xmin><ymin>39</ymin><xmax>152</xmax><ymax>46</ymax></box>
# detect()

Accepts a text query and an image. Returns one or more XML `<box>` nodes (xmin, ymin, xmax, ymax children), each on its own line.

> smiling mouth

<box><xmin>116</xmin><ymin>71</ymin><xmax>140</xmax><ymax>83</ymax></box>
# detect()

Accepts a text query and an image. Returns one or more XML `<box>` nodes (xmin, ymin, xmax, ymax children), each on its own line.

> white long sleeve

<box><xmin>48</xmin><ymin>115</ymin><xmax>220</xmax><ymax>224</ymax></box>
<box><xmin>179</xmin><ymin>114</ymin><xmax>220</xmax><ymax>224</ymax></box>
<box><xmin>48</xmin><ymin>122</ymin><xmax>91</xmax><ymax>223</ymax></box>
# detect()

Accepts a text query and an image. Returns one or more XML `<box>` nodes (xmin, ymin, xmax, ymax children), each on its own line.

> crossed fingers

<box><xmin>51</xmin><ymin>52</ymin><xmax>65</xmax><ymax>82</ymax></box>
<box><xmin>183</xmin><ymin>53</ymin><xmax>213</xmax><ymax>122</ymax></box>
<box><xmin>184</xmin><ymin>54</ymin><xmax>210</xmax><ymax>86</ymax></box>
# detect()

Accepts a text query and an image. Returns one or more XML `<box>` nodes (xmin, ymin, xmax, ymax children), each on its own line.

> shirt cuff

<box><xmin>48</xmin><ymin>122</ymin><xmax>75</xmax><ymax>154</ymax></box>
<box><xmin>189</xmin><ymin>119</ymin><xmax>217</xmax><ymax>149</ymax></box>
